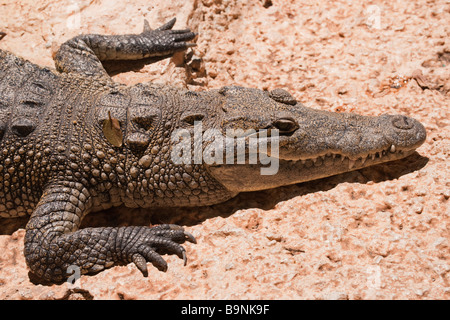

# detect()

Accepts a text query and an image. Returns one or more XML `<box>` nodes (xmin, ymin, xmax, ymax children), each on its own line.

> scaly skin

<box><xmin>0</xmin><ymin>18</ymin><xmax>426</xmax><ymax>283</ymax></box>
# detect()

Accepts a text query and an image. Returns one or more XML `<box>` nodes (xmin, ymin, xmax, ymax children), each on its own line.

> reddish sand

<box><xmin>0</xmin><ymin>0</ymin><xmax>448</xmax><ymax>299</ymax></box>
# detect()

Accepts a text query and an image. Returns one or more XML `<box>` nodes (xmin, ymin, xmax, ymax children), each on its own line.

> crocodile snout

<box><xmin>380</xmin><ymin>114</ymin><xmax>426</xmax><ymax>150</ymax></box>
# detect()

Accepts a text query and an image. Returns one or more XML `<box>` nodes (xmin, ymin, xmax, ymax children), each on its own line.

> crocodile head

<box><xmin>199</xmin><ymin>86</ymin><xmax>426</xmax><ymax>192</ymax></box>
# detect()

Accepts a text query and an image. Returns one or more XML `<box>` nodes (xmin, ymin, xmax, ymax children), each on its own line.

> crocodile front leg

<box><xmin>24</xmin><ymin>182</ymin><xmax>195</xmax><ymax>283</ymax></box>
<box><xmin>54</xmin><ymin>18</ymin><xmax>196</xmax><ymax>79</ymax></box>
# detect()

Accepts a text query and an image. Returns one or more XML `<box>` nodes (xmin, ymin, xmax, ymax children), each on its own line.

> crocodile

<box><xmin>0</xmin><ymin>18</ymin><xmax>426</xmax><ymax>283</ymax></box>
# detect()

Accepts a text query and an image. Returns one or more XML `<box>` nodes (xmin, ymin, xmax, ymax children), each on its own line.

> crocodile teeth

<box><xmin>295</xmin><ymin>145</ymin><xmax>399</xmax><ymax>170</ymax></box>
<box><xmin>348</xmin><ymin>159</ymin><xmax>356</xmax><ymax>169</ymax></box>
<box><xmin>361</xmin><ymin>155</ymin><xmax>367</xmax><ymax>165</ymax></box>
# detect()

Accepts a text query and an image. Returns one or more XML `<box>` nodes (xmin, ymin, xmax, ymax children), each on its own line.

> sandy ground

<box><xmin>0</xmin><ymin>0</ymin><xmax>448</xmax><ymax>300</ymax></box>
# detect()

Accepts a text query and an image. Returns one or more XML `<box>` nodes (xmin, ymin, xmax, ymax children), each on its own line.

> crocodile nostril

<box><xmin>392</xmin><ymin>115</ymin><xmax>414</xmax><ymax>130</ymax></box>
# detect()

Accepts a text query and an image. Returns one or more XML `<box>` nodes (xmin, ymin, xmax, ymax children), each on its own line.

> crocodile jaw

<box><xmin>208</xmin><ymin>146</ymin><xmax>417</xmax><ymax>192</ymax></box>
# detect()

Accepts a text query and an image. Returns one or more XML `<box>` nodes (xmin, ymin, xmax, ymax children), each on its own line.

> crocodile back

<box><xmin>0</xmin><ymin>50</ymin><xmax>109</xmax><ymax>217</ymax></box>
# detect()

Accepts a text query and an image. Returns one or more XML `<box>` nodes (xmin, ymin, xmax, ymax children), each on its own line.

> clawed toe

<box><xmin>172</xmin><ymin>31</ymin><xmax>197</xmax><ymax>43</ymax></box>
<box><xmin>141</xmin><ymin>17</ymin><xmax>197</xmax><ymax>52</ymax></box>
<box><xmin>151</xmin><ymin>224</ymin><xmax>197</xmax><ymax>244</ymax></box>
<box><xmin>156</xmin><ymin>18</ymin><xmax>177</xmax><ymax>31</ymax></box>
<box><xmin>184</xmin><ymin>230</ymin><xmax>197</xmax><ymax>244</ymax></box>
<box><xmin>127</xmin><ymin>225</ymin><xmax>196</xmax><ymax>275</ymax></box>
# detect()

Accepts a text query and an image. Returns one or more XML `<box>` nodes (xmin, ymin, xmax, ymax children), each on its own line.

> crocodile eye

<box><xmin>273</xmin><ymin>118</ymin><xmax>298</xmax><ymax>134</ymax></box>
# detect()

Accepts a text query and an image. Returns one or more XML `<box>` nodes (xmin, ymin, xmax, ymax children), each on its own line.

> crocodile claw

<box><xmin>155</xmin><ymin>17</ymin><xmax>177</xmax><ymax>31</ymax></box>
<box><xmin>166</xmin><ymin>224</ymin><xmax>197</xmax><ymax>244</ymax></box>
<box><xmin>143</xmin><ymin>20</ymin><xmax>152</xmax><ymax>32</ymax></box>
<box><xmin>142</xmin><ymin>18</ymin><xmax>177</xmax><ymax>33</ymax></box>
<box><xmin>184</xmin><ymin>230</ymin><xmax>197</xmax><ymax>244</ymax></box>
<box><xmin>182</xmin><ymin>251</ymin><xmax>187</xmax><ymax>266</ymax></box>
<box><xmin>142</xmin><ymin>17</ymin><xmax>178</xmax><ymax>33</ymax></box>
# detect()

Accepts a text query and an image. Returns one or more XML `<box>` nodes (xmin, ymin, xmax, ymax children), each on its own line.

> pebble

<box><xmin>415</xmin><ymin>188</ymin><xmax>427</xmax><ymax>196</ymax></box>
<box><xmin>225</xmin><ymin>263</ymin><xmax>235</xmax><ymax>271</ymax></box>
<box><xmin>265</xmin><ymin>233</ymin><xmax>283</xmax><ymax>242</ymax></box>
<box><xmin>412</xmin><ymin>203</ymin><xmax>424</xmax><ymax>214</ymax></box>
